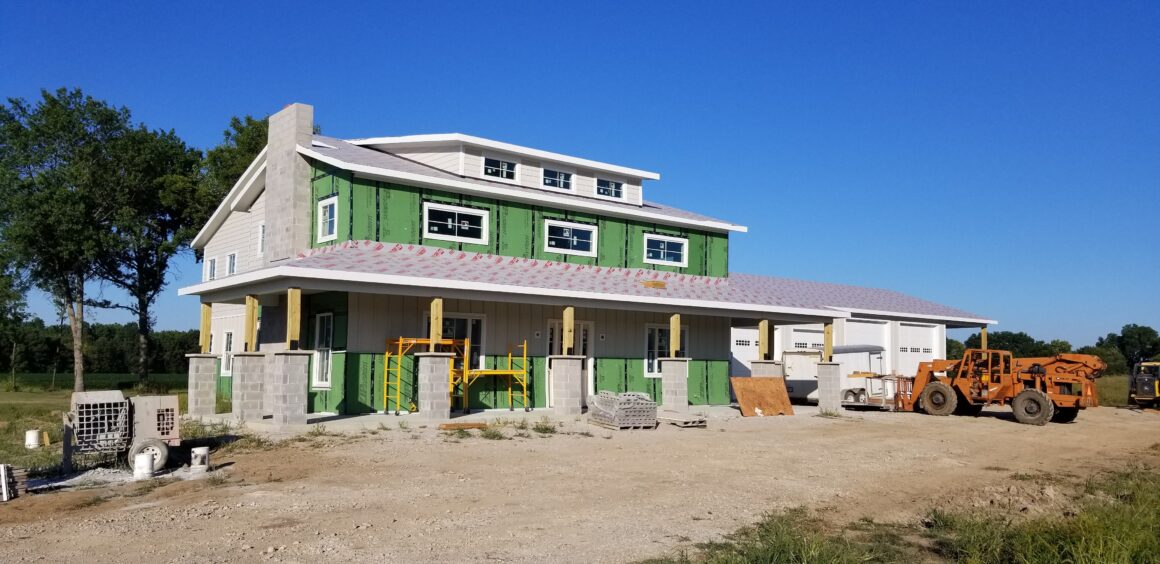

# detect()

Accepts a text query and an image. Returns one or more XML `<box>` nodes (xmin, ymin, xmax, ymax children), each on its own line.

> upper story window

<box><xmin>206</xmin><ymin>258</ymin><xmax>217</xmax><ymax>281</ymax></box>
<box><xmin>226</xmin><ymin>253</ymin><xmax>237</xmax><ymax>276</ymax></box>
<box><xmin>544</xmin><ymin>219</ymin><xmax>597</xmax><ymax>257</ymax></box>
<box><xmin>317</xmin><ymin>196</ymin><xmax>338</xmax><ymax>243</ymax></box>
<box><xmin>257</xmin><ymin>222</ymin><xmax>266</xmax><ymax>256</ymax></box>
<box><xmin>542</xmin><ymin>169</ymin><xmax>572</xmax><ymax>190</ymax></box>
<box><xmin>596</xmin><ymin>178</ymin><xmax>624</xmax><ymax>200</ymax></box>
<box><xmin>483</xmin><ymin>157</ymin><xmax>517</xmax><ymax>181</ymax></box>
<box><xmin>643</xmin><ymin>234</ymin><xmax>688</xmax><ymax>268</ymax></box>
<box><xmin>423</xmin><ymin>202</ymin><xmax>489</xmax><ymax>245</ymax></box>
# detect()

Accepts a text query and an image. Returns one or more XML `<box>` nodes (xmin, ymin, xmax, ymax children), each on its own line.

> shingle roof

<box><xmin>287</xmin><ymin>241</ymin><xmax>990</xmax><ymax>323</ymax></box>
<box><xmin>308</xmin><ymin>135</ymin><xmax>733</xmax><ymax>226</ymax></box>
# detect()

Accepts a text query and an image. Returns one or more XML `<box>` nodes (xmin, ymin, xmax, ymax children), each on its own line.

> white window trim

<box><xmin>317</xmin><ymin>196</ymin><xmax>338</xmax><ymax>243</ymax></box>
<box><xmin>206</xmin><ymin>257</ymin><xmax>218</xmax><ymax>281</ymax></box>
<box><xmin>422</xmin><ymin>201</ymin><xmax>490</xmax><ymax>245</ymax></box>
<box><xmin>593</xmin><ymin>176</ymin><xmax>627</xmax><ymax>202</ymax></box>
<box><xmin>226</xmin><ymin>252</ymin><xmax>238</xmax><ymax>276</ymax></box>
<box><xmin>311</xmin><ymin>312</ymin><xmax>334</xmax><ymax>389</ymax></box>
<box><xmin>543</xmin><ymin>219</ymin><xmax>598</xmax><ymax>258</ymax></box>
<box><xmin>423</xmin><ymin>311</ymin><xmax>487</xmax><ymax>369</ymax></box>
<box><xmin>221</xmin><ymin>331</ymin><xmax>234</xmax><ymax>376</ymax></box>
<box><xmin>644</xmin><ymin>323</ymin><xmax>689</xmax><ymax>378</ymax></box>
<box><xmin>256</xmin><ymin>221</ymin><xmax>266</xmax><ymax>257</ymax></box>
<box><xmin>480</xmin><ymin>153</ymin><xmax>520</xmax><ymax>185</ymax></box>
<box><xmin>643</xmin><ymin>233</ymin><xmax>689</xmax><ymax>268</ymax></box>
<box><xmin>541</xmin><ymin>166</ymin><xmax>576</xmax><ymax>193</ymax></box>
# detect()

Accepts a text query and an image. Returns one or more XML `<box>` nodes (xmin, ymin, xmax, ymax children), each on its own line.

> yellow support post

<box><xmin>823</xmin><ymin>321</ymin><xmax>834</xmax><ymax>362</ymax></box>
<box><xmin>429</xmin><ymin>297</ymin><xmax>443</xmax><ymax>351</ymax></box>
<box><xmin>562</xmin><ymin>306</ymin><xmax>575</xmax><ymax>355</ymax></box>
<box><xmin>285</xmin><ymin>287</ymin><xmax>301</xmax><ymax>349</ymax></box>
<box><xmin>244</xmin><ymin>295</ymin><xmax>259</xmax><ymax>352</ymax></box>
<box><xmin>980</xmin><ymin>326</ymin><xmax>988</xmax><ymax>350</ymax></box>
<box><xmin>757</xmin><ymin>319</ymin><xmax>770</xmax><ymax>361</ymax></box>
<box><xmin>669</xmin><ymin>313</ymin><xmax>682</xmax><ymax>357</ymax></box>
<box><xmin>199</xmin><ymin>303</ymin><xmax>212</xmax><ymax>353</ymax></box>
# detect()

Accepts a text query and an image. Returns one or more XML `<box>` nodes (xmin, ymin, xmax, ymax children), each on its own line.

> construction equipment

<box><xmin>384</xmin><ymin>337</ymin><xmax>531</xmax><ymax>415</ymax></box>
<box><xmin>893</xmin><ymin>349</ymin><xmax>1105</xmax><ymax>425</ymax></box>
<box><xmin>1128</xmin><ymin>362</ymin><xmax>1160</xmax><ymax>407</ymax></box>
<box><xmin>63</xmin><ymin>391</ymin><xmax>181</xmax><ymax>470</ymax></box>
<box><xmin>384</xmin><ymin>337</ymin><xmax>465</xmax><ymax>415</ymax></box>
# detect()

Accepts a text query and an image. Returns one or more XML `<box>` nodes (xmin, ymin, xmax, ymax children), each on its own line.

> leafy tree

<box><xmin>0</xmin><ymin>261</ymin><xmax>27</xmax><ymax>389</ymax></box>
<box><xmin>964</xmin><ymin>331</ymin><xmax>1053</xmax><ymax>357</ymax></box>
<box><xmin>94</xmin><ymin>126</ymin><xmax>201</xmax><ymax>382</ymax></box>
<box><xmin>0</xmin><ymin>88</ymin><xmax>131</xmax><ymax>391</ymax></box>
<box><xmin>1045</xmin><ymin>339</ymin><xmax>1072</xmax><ymax>355</ymax></box>
<box><xmin>946</xmin><ymin>338</ymin><xmax>965</xmax><ymax>360</ymax></box>
<box><xmin>195</xmin><ymin>115</ymin><xmax>268</xmax><ymax>232</ymax></box>
<box><xmin>1097</xmin><ymin>324</ymin><xmax>1160</xmax><ymax>369</ymax></box>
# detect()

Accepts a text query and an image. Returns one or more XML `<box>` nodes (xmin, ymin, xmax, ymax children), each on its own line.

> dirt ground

<box><xmin>2</xmin><ymin>405</ymin><xmax>1158</xmax><ymax>564</ymax></box>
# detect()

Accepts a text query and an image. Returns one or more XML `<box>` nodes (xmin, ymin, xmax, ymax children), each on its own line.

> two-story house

<box><xmin>179</xmin><ymin>103</ymin><xmax>992</xmax><ymax>425</ymax></box>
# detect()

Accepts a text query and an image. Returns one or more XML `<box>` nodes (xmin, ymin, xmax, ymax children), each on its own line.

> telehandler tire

<box><xmin>920</xmin><ymin>382</ymin><xmax>957</xmax><ymax>416</ymax></box>
<box><xmin>1051</xmin><ymin>406</ymin><xmax>1079</xmax><ymax>423</ymax></box>
<box><xmin>1012</xmin><ymin>389</ymin><xmax>1054</xmax><ymax>425</ymax></box>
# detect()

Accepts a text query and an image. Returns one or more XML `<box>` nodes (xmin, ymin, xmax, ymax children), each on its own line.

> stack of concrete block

<box><xmin>817</xmin><ymin>362</ymin><xmax>843</xmax><ymax>413</ymax></box>
<box><xmin>416</xmin><ymin>352</ymin><xmax>454</xmax><ymax>420</ymax></box>
<box><xmin>549</xmin><ymin>356</ymin><xmax>584</xmax><ymax>416</ymax></box>
<box><xmin>231</xmin><ymin>353</ymin><xmax>266</xmax><ymax>421</ymax></box>
<box><xmin>270</xmin><ymin>352</ymin><xmax>310</xmax><ymax>426</ymax></box>
<box><xmin>660</xmin><ymin>358</ymin><xmax>689</xmax><ymax>413</ymax></box>
<box><xmin>186</xmin><ymin>354</ymin><xmax>219</xmax><ymax>418</ymax></box>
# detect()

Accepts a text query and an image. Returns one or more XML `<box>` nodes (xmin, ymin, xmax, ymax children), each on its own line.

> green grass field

<box><xmin>1095</xmin><ymin>374</ymin><xmax>1129</xmax><ymax>407</ymax></box>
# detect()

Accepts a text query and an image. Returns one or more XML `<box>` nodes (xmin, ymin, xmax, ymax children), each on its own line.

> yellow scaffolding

<box><xmin>384</xmin><ymin>337</ymin><xmax>465</xmax><ymax>416</ymax></box>
<box><xmin>458</xmin><ymin>339</ymin><xmax>530</xmax><ymax>413</ymax></box>
<box><xmin>383</xmin><ymin>337</ymin><xmax>531</xmax><ymax>415</ymax></box>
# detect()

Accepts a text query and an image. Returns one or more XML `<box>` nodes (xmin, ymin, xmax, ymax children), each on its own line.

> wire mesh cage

<box><xmin>69</xmin><ymin>391</ymin><xmax>131</xmax><ymax>454</ymax></box>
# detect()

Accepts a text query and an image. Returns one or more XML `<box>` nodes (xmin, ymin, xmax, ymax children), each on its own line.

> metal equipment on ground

<box><xmin>891</xmin><ymin>349</ymin><xmax>1105</xmax><ymax>425</ymax></box>
<box><xmin>384</xmin><ymin>337</ymin><xmax>531</xmax><ymax>415</ymax></box>
<box><xmin>1128</xmin><ymin>362</ymin><xmax>1159</xmax><ymax>407</ymax></box>
<box><xmin>63</xmin><ymin>391</ymin><xmax>181</xmax><ymax>470</ymax></box>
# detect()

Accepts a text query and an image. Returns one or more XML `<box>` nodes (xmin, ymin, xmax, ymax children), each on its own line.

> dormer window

<box><xmin>596</xmin><ymin>178</ymin><xmax>624</xmax><ymax>200</ymax></box>
<box><xmin>543</xmin><ymin>169</ymin><xmax>572</xmax><ymax>190</ymax></box>
<box><xmin>483</xmin><ymin>157</ymin><xmax>517</xmax><ymax>180</ymax></box>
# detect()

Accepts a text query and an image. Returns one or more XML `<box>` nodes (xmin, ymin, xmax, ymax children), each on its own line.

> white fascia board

<box><xmin>298</xmin><ymin>146</ymin><xmax>747</xmax><ymax>234</ymax></box>
<box><xmin>229</xmin><ymin>162</ymin><xmax>267</xmax><ymax>211</ymax></box>
<box><xmin>827</xmin><ymin>306</ymin><xmax>997</xmax><ymax>327</ymax></box>
<box><xmin>347</xmin><ymin>133</ymin><xmax>661</xmax><ymax>181</ymax></box>
<box><xmin>178</xmin><ymin>265</ymin><xmax>846</xmax><ymax>321</ymax></box>
<box><xmin>191</xmin><ymin>146</ymin><xmax>269</xmax><ymax>249</ymax></box>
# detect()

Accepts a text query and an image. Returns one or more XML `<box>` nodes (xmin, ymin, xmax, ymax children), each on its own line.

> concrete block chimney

<box><xmin>264</xmin><ymin>103</ymin><xmax>314</xmax><ymax>264</ymax></box>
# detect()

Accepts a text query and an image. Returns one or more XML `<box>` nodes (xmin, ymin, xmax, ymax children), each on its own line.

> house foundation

<box><xmin>270</xmin><ymin>351</ymin><xmax>311</xmax><ymax>427</ymax></box>
<box><xmin>231</xmin><ymin>352</ymin><xmax>266</xmax><ymax>422</ymax></box>
<box><xmin>186</xmin><ymin>354</ymin><xmax>219</xmax><ymax>418</ymax></box>
<box><xmin>660</xmin><ymin>358</ymin><xmax>690</xmax><ymax>412</ymax></box>
<box><xmin>416</xmin><ymin>352</ymin><xmax>455</xmax><ymax>420</ymax></box>
<box><xmin>548</xmin><ymin>355</ymin><xmax>585</xmax><ymax>416</ymax></box>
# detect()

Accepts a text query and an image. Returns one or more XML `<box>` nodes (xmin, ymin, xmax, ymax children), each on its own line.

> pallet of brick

<box><xmin>587</xmin><ymin>391</ymin><xmax>658</xmax><ymax>430</ymax></box>
<box><xmin>730</xmin><ymin>377</ymin><xmax>794</xmax><ymax>417</ymax></box>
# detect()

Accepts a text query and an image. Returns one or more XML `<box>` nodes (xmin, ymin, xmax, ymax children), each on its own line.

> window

<box><xmin>257</xmin><ymin>222</ymin><xmax>266</xmax><ymax>256</ymax></box>
<box><xmin>423</xmin><ymin>202</ymin><xmax>489</xmax><ymax>244</ymax></box>
<box><xmin>542</xmin><ymin>169</ymin><xmax>572</xmax><ymax>190</ymax></box>
<box><xmin>544</xmin><ymin>219</ymin><xmax>597</xmax><ymax>257</ymax></box>
<box><xmin>643</xmin><ymin>234</ymin><xmax>689</xmax><ymax>268</ymax></box>
<box><xmin>646</xmin><ymin>325</ymin><xmax>688</xmax><ymax>376</ymax></box>
<box><xmin>483</xmin><ymin>157</ymin><xmax>517</xmax><ymax>180</ymax></box>
<box><xmin>221</xmin><ymin>331</ymin><xmax>234</xmax><ymax>374</ymax></box>
<box><xmin>312</xmin><ymin>313</ymin><xmax>334</xmax><ymax>388</ymax></box>
<box><xmin>207</xmin><ymin>258</ymin><xmax>217</xmax><ymax>281</ymax></box>
<box><xmin>596</xmin><ymin>178</ymin><xmax>623</xmax><ymax>199</ymax></box>
<box><xmin>795</xmin><ymin>342</ymin><xmax>809</xmax><ymax>349</ymax></box>
<box><xmin>227</xmin><ymin>253</ymin><xmax>237</xmax><ymax>276</ymax></box>
<box><xmin>922</xmin><ymin>347</ymin><xmax>933</xmax><ymax>354</ymax></box>
<box><xmin>317</xmin><ymin>196</ymin><xmax>338</xmax><ymax>243</ymax></box>
<box><xmin>427</xmin><ymin>315</ymin><xmax>484</xmax><ymax>369</ymax></box>
<box><xmin>735</xmin><ymin>339</ymin><xmax>751</xmax><ymax>346</ymax></box>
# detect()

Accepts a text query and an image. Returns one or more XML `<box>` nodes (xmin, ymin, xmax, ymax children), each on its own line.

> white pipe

<box><xmin>133</xmin><ymin>453</ymin><xmax>155</xmax><ymax>480</ymax></box>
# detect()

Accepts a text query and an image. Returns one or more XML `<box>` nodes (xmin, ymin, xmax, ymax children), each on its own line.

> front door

<box><xmin>548</xmin><ymin>320</ymin><xmax>594</xmax><ymax>407</ymax></box>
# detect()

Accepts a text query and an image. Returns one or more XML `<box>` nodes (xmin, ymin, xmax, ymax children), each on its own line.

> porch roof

<box><xmin>179</xmin><ymin>241</ymin><xmax>993</xmax><ymax>326</ymax></box>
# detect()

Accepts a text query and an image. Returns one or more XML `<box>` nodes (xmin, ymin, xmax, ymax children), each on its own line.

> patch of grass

<box><xmin>981</xmin><ymin>466</ymin><xmax>1009</xmax><ymax>472</ymax></box>
<box><xmin>0</xmin><ymin>391</ymin><xmax>69</xmax><ymax>474</ymax></box>
<box><xmin>180</xmin><ymin>419</ymin><xmax>236</xmax><ymax>441</ymax></box>
<box><xmin>72</xmin><ymin>495</ymin><xmax>111</xmax><ymax>509</ymax></box>
<box><xmin>217</xmin><ymin>433</ymin><xmax>276</xmax><ymax>454</ymax></box>
<box><xmin>532</xmin><ymin>416</ymin><xmax>557</xmax><ymax>435</ymax></box>
<box><xmin>1095</xmin><ymin>374</ymin><xmax>1129</xmax><ymax>407</ymax></box>
<box><xmin>204</xmin><ymin>473</ymin><xmax>230</xmax><ymax>487</ymax></box>
<box><xmin>815</xmin><ymin>409</ymin><xmax>845</xmax><ymax>419</ymax></box>
<box><xmin>377</xmin><ymin>422</ymin><xmax>391</xmax><ymax>431</ymax></box>
<box><xmin>124</xmin><ymin>478</ymin><xmax>168</xmax><ymax>497</ymax></box>
<box><xmin>397</xmin><ymin>420</ymin><xmax>409</xmax><ymax>430</ymax></box>
<box><xmin>514</xmin><ymin>418</ymin><xmax>529</xmax><ymax>430</ymax></box>
<box><xmin>479</xmin><ymin>426</ymin><xmax>507</xmax><ymax>440</ymax></box>
<box><xmin>514</xmin><ymin>431</ymin><xmax>531</xmax><ymax>439</ymax></box>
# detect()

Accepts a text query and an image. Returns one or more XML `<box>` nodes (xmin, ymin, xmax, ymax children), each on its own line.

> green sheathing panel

<box><xmin>594</xmin><ymin>358</ymin><xmax>627</xmax><ymax>394</ymax></box>
<box><xmin>596</xmin><ymin>216</ymin><xmax>627</xmax><ymax>267</ymax></box>
<box><xmin>705</xmin><ymin>359</ymin><xmax>731</xmax><ymax>405</ymax></box>
<box><xmin>687</xmin><ymin>361</ymin><xmax>708</xmax><ymax>405</ymax></box>
<box><xmin>350</xmin><ymin>177</ymin><xmax>378</xmax><ymax>241</ymax></box>
<box><xmin>345</xmin><ymin>353</ymin><xmax>378</xmax><ymax>414</ymax></box>
<box><xmin>310</xmin><ymin>163</ymin><xmax>352</xmax><ymax>248</ymax></box>
<box><xmin>214</xmin><ymin>358</ymin><xmax>231</xmax><ymax>406</ymax></box>
<box><xmin>309</xmin><ymin>351</ymin><xmax>346</xmax><ymax>413</ymax></box>
<box><xmin>463</xmin><ymin>355</ymin><xmax>541</xmax><ymax>410</ymax></box>
<box><xmin>383</xmin><ymin>353</ymin><xmax>418</xmax><ymax>414</ymax></box>
<box><xmin>706</xmin><ymin>232</ymin><xmax>729</xmax><ymax>277</ymax></box>
<box><xmin>304</xmin><ymin>292</ymin><xmax>349</xmax><ymax>413</ymax></box>
<box><xmin>498</xmin><ymin>201</ymin><xmax>535</xmax><ymax>257</ymax></box>
<box><xmin>592</xmin><ymin>358</ymin><xmax>729</xmax><ymax>406</ymax></box>
<box><xmin>379</xmin><ymin>182</ymin><xmax>422</xmax><ymax>244</ymax></box>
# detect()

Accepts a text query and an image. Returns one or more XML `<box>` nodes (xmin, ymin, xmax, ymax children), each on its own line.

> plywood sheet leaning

<box><xmin>730</xmin><ymin>377</ymin><xmax>794</xmax><ymax>417</ymax></box>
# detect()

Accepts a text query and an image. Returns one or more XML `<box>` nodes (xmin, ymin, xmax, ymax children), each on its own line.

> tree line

<box><xmin>947</xmin><ymin>323</ymin><xmax>1160</xmax><ymax>374</ymax></box>
<box><xmin>1</xmin><ymin>319</ymin><xmax>197</xmax><ymax>377</ymax></box>
<box><xmin>0</xmin><ymin>88</ymin><xmax>266</xmax><ymax>390</ymax></box>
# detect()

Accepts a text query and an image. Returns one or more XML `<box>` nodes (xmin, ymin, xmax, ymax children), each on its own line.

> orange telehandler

<box><xmin>894</xmin><ymin>349</ymin><xmax>1105</xmax><ymax>425</ymax></box>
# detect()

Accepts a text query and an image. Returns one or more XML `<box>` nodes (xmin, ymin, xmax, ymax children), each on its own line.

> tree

<box><xmin>94</xmin><ymin>126</ymin><xmax>202</xmax><ymax>382</ymax></box>
<box><xmin>946</xmin><ymin>338</ymin><xmax>965</xmax><ymax>360</ymax></box>
<box><xmin>1097</xmin><ymin>324</ymin><xmax>1160</xmax><ymax>369</ymax></box>
<box><xmin>196</xmin><ymin>116</ymin><xmax>268</xmax><ymax>230</ymax></box>
<box><xmin>1077</xmin><ymin>344</ymin><xmax>1128</xmax><ymax>375</ymax></box>
<box><xmin>0</xmin><ymin>261</ymin><xmax>27</xmax><ymax>390</ymax></box>
<box><xmin>964</xmin><ymin>331</ymin><xmax>1053</xmax><ymax>357</ymax></box>
<box><xmin>0</xmin><ymin>88</ymin><xmax>131</xmax><ymax>391</ymax></box>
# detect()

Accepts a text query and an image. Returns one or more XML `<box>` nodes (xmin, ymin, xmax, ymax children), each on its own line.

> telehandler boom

<box><xmin>895</xmin><ymin>349</ymin><xmax>1105</xmax><ymax>425</ymax></box>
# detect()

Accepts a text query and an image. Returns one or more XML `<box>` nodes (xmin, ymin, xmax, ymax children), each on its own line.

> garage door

<box><xmin>842</xmin><ymin>319</ymin><xmax>888</xmax><ymax>373</ymax></box>
<box><xmin>790</xmin><ymin>328</ymin><xmax>825</xmax><ymax>351</ymax></box>
<box><xmin>730</xmin><ymin>327</ymin><xmax>758</xmax><ymax>377</ymax></box>
<box><xmin>897</xmin><ymin>322</ymin><xmax>937</xmax><ymax>376</ymax></box>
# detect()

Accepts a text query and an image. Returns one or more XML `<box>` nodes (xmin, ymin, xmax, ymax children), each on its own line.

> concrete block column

<box><xmin>231</xmin><ymin>352</ymin><xmax>267</xmax><ymax>422</ymax></box>
<box><xmin>660</xmin><ymin>358</ymin><xmax>690</xmax><ymax>413</ymax></box>
<box><xmin>270</xmin><ymin>351</ymin><xmax>311</xmax><ymax>427</ymax></box>
<box><xmin>817</xmin><ymin>362</ymin><xmax>843</xmax><ymax>413</ymax></box>
<box><xmin>548</xmin><ymin>355</ymin><xmax>585</xmax><ymax>416</ymax></box>
<box><xmin>416</xmin><ymin>352</ymin><xmax>455</xmax><ymax>420</ymax></box>
<box><xmin>750</xmin><ymin>360</ymin><xmax>784</xmax><ymax>378</ymax></box>
<box><xmin>186</xmin><ymin>354</ymin><xmax>220</xmax><ymax>417</ymax></box>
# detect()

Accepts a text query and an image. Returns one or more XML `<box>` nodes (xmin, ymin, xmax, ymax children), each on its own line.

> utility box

<box><xmin>65</xmin><ymin>391</ymin><xmax>181</xmax><ymax>471</ymax></box>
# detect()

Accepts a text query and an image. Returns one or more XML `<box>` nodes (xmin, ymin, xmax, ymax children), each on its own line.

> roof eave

<box><xmin>191</xmin><ymin>146</ymin><xmax>269</xmax><ymax>250</ymax></box>
<box><xmin>827</xmin><ymin>306</ymin><xmax>997</xmax><ymax>327</ymax></box>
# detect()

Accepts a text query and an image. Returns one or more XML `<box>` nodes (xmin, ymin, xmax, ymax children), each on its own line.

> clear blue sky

<box><xmin>2</xmin><ymin>1</ymin><xmax>1157</xmax><ymax>346</ymax></box>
